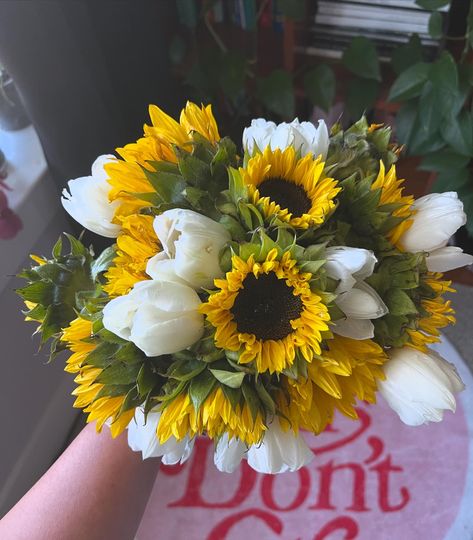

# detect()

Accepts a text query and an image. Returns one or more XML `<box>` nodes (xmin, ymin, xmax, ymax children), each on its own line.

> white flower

<box><xmin>246</xmin><ymin>418</ymin><xmax>314</xmax><ymax>474</ymax></box>
<box><xmin>146</xmin><ymin>209</ymin><xmax>230</xmax><ymax>290</ymax></box>
<box><xmin>128</xmin><ymin>408</ymin><xmax>194</xmax><ymax>464</ymax></box>
<box><xmin>399</xmin><ymin>192</ymin><xmax>466</xmax><ymax>253</ymax></box>
<box><xmin>324</xmin><ymin>247</ymin><xmax>386</xmax><ymax>340</ymax></box>
<box><xmin>243</xmin><ymin>118</ymin><xmax>329</xmax><ymax>159</ymax></box>
<box><xmin>61</xmin><ymin>154</ymin><xmax>120</xmax><ymax>238</ymax></box>
<box><xmin>426</xmin><ymin>246</ymin><xmax>473</xmax><ymax>273</ymax></box>
<box><xmin>102</xmin><ymin>279</ymin><xmax>204</xmax><ymax>356</ymax></box>
<box><xmin>214</xmin><ymin>434</ymin><xmax>247</xmax><ymax>473</ymax></box>
<box><xmin>379</xmin><ymin>347</ymin><xmax>465</xmax><ymax>426</ymax></box>
<box><xmin>325</xmin><ymin>246</ymin><xmax>377</xmax><ymax>293</ymax></box>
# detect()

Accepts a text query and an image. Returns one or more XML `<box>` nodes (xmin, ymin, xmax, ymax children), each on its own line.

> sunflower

<box><xmin>278</xmin><ymin>335</ymin><xmax>387</xmax><ymax>434</ymax></box>
<box><xmin>201</xmin><ymin>248</ymin><xmax>330</xmax><ymax>374</ymax></box>
<box><xmin>157</xmin><ymin>387</ymin><xmax>265</xmax><ymax>446</ymax></box>
<box><xmin>61</xmin><ymin>317</ymin><xmax>134</xmax><ymax>437</ymax></box>
<box><xmin>105</xmin><ymin>102</ymin><xmax>220</xmax><ymax>219</ymax></box>
<box><xmin>104</xmin><ymin>214</ymin><xmax>158</xmax><ymax>297</ymax></box>
<box><xmin>371</xmin><ymin>161</ymin><xmax>414</xmax><ymax>246</ymax></box>
<box><xmin>240</xmin><ymin>146</ymin><xmax>340</xmax><ymax>229</ymax></box>
<box><xmin>407</xmin><ymin>272</ymin><xmax>455</xmax><ymax>351</ymax></box>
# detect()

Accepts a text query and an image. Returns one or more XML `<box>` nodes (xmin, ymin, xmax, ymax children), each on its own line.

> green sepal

<box><xmin>189</xmin><ymin>370</ymin><xmax>216</xmax><ymax>411</ymax></box>
<box><xmin>210</xmin><ymin>369</ymin><xmax>246</xmax><ymax>388</ymax></box>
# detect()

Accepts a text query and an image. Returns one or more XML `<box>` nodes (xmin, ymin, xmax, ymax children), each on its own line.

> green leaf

<box><xmin>85</xmin><ymin>341</ymin><xmax>120</xmax><ymax>368</ymax></box>
<box><xmin>219</xmin><ymin>215</ymin><xmax>247</xmax><ymax>241</ymax></box>
<box><xmin>176</xmin><ymin>153</ymin><xmax>210</xmax><ymax>188</ymax></box>
<box><xmin>167</xmin><ymin>358</ymin><xmax>207</xmax><ymax>381</ymax></box>
<box><xmin>97</xmin><ymin>361</ymin><xmax>141</xmax><ymax>385</ymax></box>
<box><xmin>91</xmin><ymin>246</ymin><xmax>116</xmax><ymax>279</ymax></box>
<box><xmin>189</xmin><ymin>370</ymin><xmax>216</xmax><ymax>411</ymax></box>
<box><xmin>428</xmin><ymin>11</ymin><xmax>443</xmax><ymax>38</ymax></box>
<box><xmin>419</xmin><ymin>149</ymin><xmax>471</xmax><ymax>172</ymax></box>
<box><xmin>342</xmin><ymin>37</ymin><xmax>381</xmax><ymax>81</ymax></box>
<box><xmin>141</xmin><ymin>166</ymin><xmax>187</xmax><ymax>204</ymax></box>
<box><xmin>415</xmin><ymin>0</ymin><xmax>450</xmax><ymax>9</ymax></box>
<box><xmin>303</xmin><ymin>65</ymin><xmax>336</xmax><ymax>112</ymax></box>
<box><xmin>137</xmin><ymin>363</ymin><xmax>157</xmax><ymax>397</ymax></box>
<box><xmin>255</xmin><ymin>382</ymin><xmax>276</xmax><ymax>415</ymax></box>
<box><xmin>388</xmin><ymin>63</ymin><xmax>430</xmax><ymax>102</ymax></box>
<box><xmin>385</xmin><ymin>289</ymin><xmax>418</xmax><ymax>316</ymax></box>
<box><xmin>432</xmin><ymin>169</ymin><xmax>470</xmax><ymax>192</ymax></box>
<box><xmin>219</xmin><ymin>51</ymin><xmax>247</xmax><ymax>101</ymax></box>
<box><xmin>241</xmin><ymin>382</ymin><xmax>262</xmax><ymax>422</ymax></box>
<box><xmin>256</xmin><ymin>70</ymin><xmax>294</xmax><ymax>119</ymax></box>
<box><xmin>391</xmin><ymin>35</ymin><xmax>423</xmax><ymax>75</ymax></box>
<box><xmin>210</xmin><ymin>369</ymin><xmax>245</xmax><ymax>388</ymax></box>
<box><xmin>17</xmin><ymin>281</ymin><xmax>54</xmax><ymax>304</ymax></box>
<box><xmin>345</xmin><ymin>78</ymin><xmax>379</xmax><ymax>119</ymax></box>
<box><xmin>442</xmin><ymin>111</ymin><xmax>473</xmax><ymax>157</ymax></box>
<box><xmin>52</xmin><ymin>236</ymin><xmax>63</xmax><ymax>259</ymax></box>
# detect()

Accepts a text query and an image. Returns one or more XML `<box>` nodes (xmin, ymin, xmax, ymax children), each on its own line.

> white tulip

<box><xmin>243</xmin><ymin>118</ymin><xmax>329</xmax><ymax>159</ymax></box>
<box><xmin>325</xmin><ymin>246</ymin><xmax>377</xmax><ymax>293</ymax></box>
<box><xmin>399</xmin><ymin>192</ymin><xmax>466</xmax><ymax>254</ymax></box>
<box><xmin>426</xmin><ymin>246</ymin><xmax>473</xmax><ymax>273</ymax></box>
<box><xmin>102</xmin><ymin>279</ymin><xmax>204</xmax><ymax>356</ymax></box>
<box><xmin>214</xmin><ymin>434</ymin><xmax>247</xmax><ymax>473</ymax></box>
<box><xmin>335</xmin><ymin>282</ymin><xmax>388</xmax><ymax>320</ymax></box>
<box><xmin>246</xmin><ymin>418</ymin><xmax>314</xmax><ymax>474</ymax></box>
<box><xmin>379</xmin><ymin>347</ymin><xmax>464</xmax><ymax>426</ymax></box>
<box><xmin>128</xmin><ymin>408</ymin><xmax>194</xmax><ymax>464</ymax></box>
<box><xmin>61</xmin><ymin>154</ymin><xmax>120</xmax><ymax>238</ymax></box>
<box><xmin>146</xmin><ymin>209</ymin><xmax>230</xmax><ymax>290</ymax></box>
<box><xmin>325</xmin><ymin>246</ymin><xmax>386</xmax><ymax>340</ymax></box>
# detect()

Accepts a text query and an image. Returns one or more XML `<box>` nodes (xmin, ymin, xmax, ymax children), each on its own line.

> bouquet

<box><xmin>18</xmin><ymin>103</ymin><xmax>472</xmax><ymax>474</ymax></box>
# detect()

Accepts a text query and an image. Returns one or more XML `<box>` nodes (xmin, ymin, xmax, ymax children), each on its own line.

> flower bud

<box><xmin>61</xmin><ymin>154</ymin><xmax>120</xmax><ymax>238</ymax></box>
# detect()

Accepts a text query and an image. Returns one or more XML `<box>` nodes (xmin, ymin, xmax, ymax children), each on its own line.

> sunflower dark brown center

<box><xmin>230</xmin><ymin>272</ymin><xmax>303</xmax><ymax>341</ymax></box>
<box><xmin>258</xmin><ymin>176</ymin><xmax>312</xmax><ymax>216</ymax></box>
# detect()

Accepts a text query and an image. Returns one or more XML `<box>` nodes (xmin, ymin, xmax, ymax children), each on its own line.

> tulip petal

<box><xmin>61</xmin><ymin>155</ymin><xmax>120</xmax><ymax>238</ymax></box>
<box><xmin>246</xmin><ymin>419</ymin><xmax>314</xmax><ymax>474</ymax></box>
<box><xmin>426</xmin><ymin>246</ymin><xmax>473</xmax><ymax>272</ymax></box>
<box><xmin>214</xmin><ymin>434</ymin><xmax>247</xmax><ymax>473</ymax></box>
<box><xmin>335</xmin><ymin>282</ymin><xmax>388</xmax><ymax>319</ymax></box>
<box><xmin>128</xmin><ymin>408</ymin><xmax>194</xmax><ymax>464</ymax></box>
<box><xmin>379</xmin><ymin>347</ymin><xmax>465</xmax><ymax>426</ymax></box>
<box><xmin>325</xmin><ymin>246</ymin><xmax>377</xmax><ymax>293</ymax></box>
<box><xmin>399</xmin><ymin>192</ymin><xmax>466</xmax><ymax>253</ymax></box>
<box><xmin>332</xmin><ymin>317</ymin><xmax>375</xmax><ymax>340</ymax></box>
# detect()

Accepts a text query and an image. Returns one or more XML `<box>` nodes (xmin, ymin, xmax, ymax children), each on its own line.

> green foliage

<box><xmin>342</xmin><ymin>37</ymin><xmax>381</xmax><ymax>81</ymax></box>
<box><xmin>391</xmin><ymin>35</ymin><xmax>423</xmax><ymax>75</ymax></box>
<box><xmin>326</xmin><ymin>117</ymin><xmax>398</xmax><ymax>182</ymax></box>
<box><xmin>17</xmin><ymin>235</ymin><xmax>96</xmax><ymax>352</ymax></box>
<box><xmin>256</xmin><ymin>70</ymin><xmax>295</xmax><ymax>119</ymax></box>
<box><xmin>345</xmin><ymin>78</ymin><xmax>379</xmax><ymax>119</ymax></box>
<box><xmin>303</xmin><ymin>64</ymin><xmax>336</xmax><ymax>112</ymax></box>
<box><xmin>428</xmin><ymin>11</ymin><xmax>443</xmax><ymax>39</ymax></box>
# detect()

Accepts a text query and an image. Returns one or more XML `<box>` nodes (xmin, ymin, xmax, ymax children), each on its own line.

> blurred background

<box><xmin>1</xmin><ymin>0</ymin><xmax>473</xmax><ymax>520</ymax></box>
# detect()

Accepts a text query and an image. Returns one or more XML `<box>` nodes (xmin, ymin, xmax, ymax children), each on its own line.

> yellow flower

<box><xmin>61</xmin><ymin>317</ymin><xmax>134</xmax><ymax>437</ymax></box>
<box><xmin>240</xmin><ymin>146</ymin><xmax>340</xmax><ymax>229</ymax></box>
<box><xmin>200</xmin><ymin>248</ymin><xmax>330</xmax><ymax>374</ymax></box>
<box><xmin>145</xmin><ymin>101</ymin><xmax>220</xmax><ymax>146</ymax></box>
<box><xmin>105</xmin><ymin>102</ymin><xmax>220</xmax><ymax>219</ymax></box>
<box><xmin>104</xmin><ymin>214</ymin><xmax>159</xmax><ymax>297</ymax></box>
<box><xmin>157</xmin><ymin>387</ymin><xmax>265</xmax><ymax>446</ymax></box>
<box><xmin>278</xmin><ymin>336</ymin><xmax>387</xmax><ymax>434</ymax></box>
<box><xmin>407</xmin><ymin>272</ymin><xmax>455</xmax><ymax>352</ymax></box>
<box><xmin>371</xmin><ymin>161</ymin><xmax>414</xmax><ymax>246</ymax></box>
